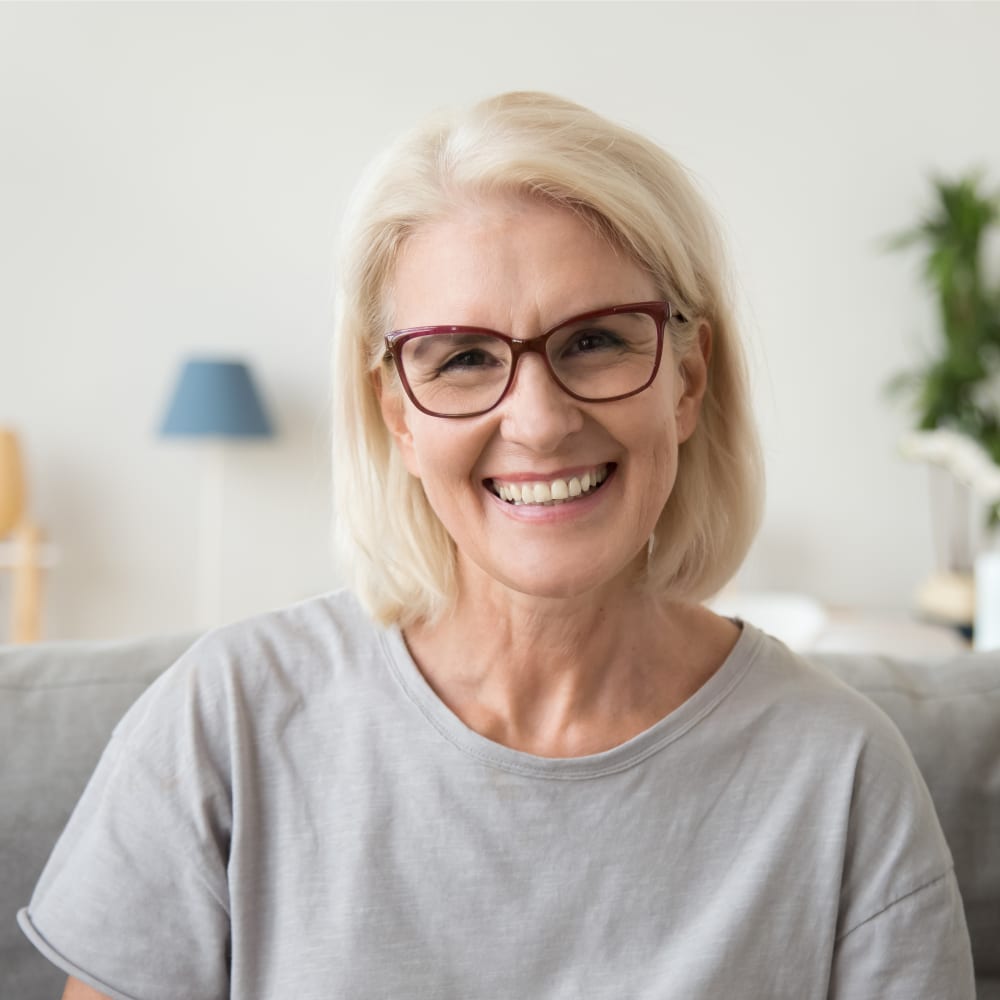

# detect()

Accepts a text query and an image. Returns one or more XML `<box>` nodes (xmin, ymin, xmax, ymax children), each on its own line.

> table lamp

<box><xmin>159</xmin><ymin>358</ymin><xmax>274</xmax><ymax>626</ymax></box>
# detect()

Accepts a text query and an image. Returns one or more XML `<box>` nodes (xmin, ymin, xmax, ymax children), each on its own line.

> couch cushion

<box><xmin>812</xmin><ymin>648</ymin><xmax>1000</xmax><ymax>979</ymax></box>
<box><xmin>0</xmin><ymin>632</ymin><xmax>197</xmax><ymax>1000</ymax></box>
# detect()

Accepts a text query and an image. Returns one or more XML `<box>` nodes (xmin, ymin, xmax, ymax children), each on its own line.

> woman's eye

<box><xmin>438</xmin><ymin>349</ymin><xmax>497</xmax><ymax>371</ymax></box>
<box><xmin>567</xmin><ymin>328</ymin><xmax>623</xmax><ymax>353</ymax></box>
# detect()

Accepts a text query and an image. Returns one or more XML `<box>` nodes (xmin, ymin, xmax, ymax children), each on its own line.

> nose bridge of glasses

<box><xmin>509</xmin><ymin>332</ymin><xmax>552</xmax><ymax>357</ymax></box>
<box><xmin>507</xmin><ymin>331</ymin><xmax>564</xmax><ymax>392</ymax></box>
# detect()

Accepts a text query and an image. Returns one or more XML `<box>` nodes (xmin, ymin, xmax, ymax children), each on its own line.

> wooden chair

<box><xmin>0</xmin><ymin>429</ymin><xmax>45</xmax><ymax>643</ymax></box>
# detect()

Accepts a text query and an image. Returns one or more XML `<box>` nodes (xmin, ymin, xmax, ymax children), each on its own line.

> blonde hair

<box><xmin>332</xmin><ymin>92</ymin><xmax>763</xmax><ymax>626</ymax></box>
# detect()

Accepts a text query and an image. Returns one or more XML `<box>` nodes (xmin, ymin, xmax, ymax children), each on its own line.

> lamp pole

<box><xmin>198</xmin><ymin>441</ymin><xmax>225</xmax><ymax>628</ymax></box>
<box><xmin>159</xmin><ymin>358</ymin><xmax>274</xmax><ymax>631</ymax></box>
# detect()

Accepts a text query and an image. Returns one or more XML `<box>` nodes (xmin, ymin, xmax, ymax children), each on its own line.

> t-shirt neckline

<box><xmin>379</xmin><ymin>619</ymin><xmax>765</xmax><ymax>779</ymax></box>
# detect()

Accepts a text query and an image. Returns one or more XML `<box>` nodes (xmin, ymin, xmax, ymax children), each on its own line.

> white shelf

<box><xmin>710</xmin><ymin>590</ymin><xmax>968</xmax><ymax>658</ymax></box>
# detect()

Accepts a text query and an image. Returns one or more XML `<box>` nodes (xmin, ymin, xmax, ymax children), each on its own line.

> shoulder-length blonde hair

<box><xmin>332</xmin><ymin>91</ymin><xmax>763</xmax><ymax>627</ymax></box>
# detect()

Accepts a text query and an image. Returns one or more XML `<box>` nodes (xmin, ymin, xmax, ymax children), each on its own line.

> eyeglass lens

<box><xmin>398</xmin><ymin>309</ymin><xmax>660</xmax><ymax>416</ymax></box>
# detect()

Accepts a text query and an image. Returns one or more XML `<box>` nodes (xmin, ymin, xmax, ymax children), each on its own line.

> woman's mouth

<box><xmin>486</xmin><ymin>464</ymin><xmax>612</xmax><ymax>506</ymax></box>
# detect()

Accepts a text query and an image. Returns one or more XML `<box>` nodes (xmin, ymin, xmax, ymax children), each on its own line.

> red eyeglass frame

<box><xmin>383</xmin><ymin>300</ymin><xmax>685</xmax><ymax>418</ymax></box>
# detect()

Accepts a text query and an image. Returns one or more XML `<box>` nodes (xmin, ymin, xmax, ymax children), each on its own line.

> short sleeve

<box><xmin>829</xmin><ymin>870</ymin><xmax>975</xmax><ymax>998</ymax></box>
<box><xmin>827</xmin><ymin>690</ymin><xmax>976</xmax><ymax>999</ymax></box>
<box><xmin>17</xmin><ymin>645</ymin><xmax>233</xmax><ymax>1000</ymax></box>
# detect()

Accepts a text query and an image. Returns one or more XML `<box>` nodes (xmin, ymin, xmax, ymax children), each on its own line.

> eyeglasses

<box><xmin>383</xmin><ymin>301</ymin><xmax>683</xmax><ymax>418</ymax></box>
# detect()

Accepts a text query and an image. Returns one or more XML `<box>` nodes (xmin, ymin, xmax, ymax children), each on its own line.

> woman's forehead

<box><xmin>389</xmin><ymin>197</ymin><xmax>656</xmax><ymax>332</ymax></box>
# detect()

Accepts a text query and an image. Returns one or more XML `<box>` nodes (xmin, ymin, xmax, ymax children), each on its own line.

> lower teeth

<box><xmin>511</xmin><ymin>498</ymin><xmax>570</xmax><ymax>506</ymax></box>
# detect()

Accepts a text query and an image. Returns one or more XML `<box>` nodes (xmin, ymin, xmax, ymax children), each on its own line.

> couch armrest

<box><xmin>0</xmin><ymin>632</ymin><xmax>199</xmax><ymax>999</ymax></box>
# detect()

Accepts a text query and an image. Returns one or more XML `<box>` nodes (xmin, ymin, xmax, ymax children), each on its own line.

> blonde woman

<box><xmin>23</xmin><ymin>92</ymin><xmax>973</xmax><ymax>999</ymax></box>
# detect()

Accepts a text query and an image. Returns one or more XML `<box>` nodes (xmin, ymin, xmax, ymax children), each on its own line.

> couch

<box><xmin>2</xmin><ymin>631</ymin><xmax>998</xmax><ymax>999</ymax></box>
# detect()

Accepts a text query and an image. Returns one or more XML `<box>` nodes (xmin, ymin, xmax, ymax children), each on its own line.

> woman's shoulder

<box><xmin>729</xmin><ymin>620</ymin><xmax>931</xmax><ymax>773</ymax></box>
<box><xmin>186</xmin><ymin>587</ymin><xmax>380</xmax><ymax>673</ymax></box>
<box><xmin>196</xmin><ymin>587</ymin><xmax>380</xmax><ymax>666</ymax></box>
<box><xmin>116</xmin><ymin>589</ymin><xmax>392</xmax><ymax>744</ymax></box>
<box><xmin>731</xmin><ymin>621</ymin><xmax>953</xmax><ymax>865</ymax></box>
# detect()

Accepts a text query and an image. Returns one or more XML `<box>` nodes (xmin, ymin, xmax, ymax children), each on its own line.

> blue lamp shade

<box><xmin>159</xmin><ymin>359</ymin><xmax>274</xmax><ymax>438</ymax></box>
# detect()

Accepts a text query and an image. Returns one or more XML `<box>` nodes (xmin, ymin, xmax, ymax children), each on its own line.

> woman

<box><xmin>22</xmin><ymin>92</ymin><xmax>973</xmax><ymax>999</ymax></box>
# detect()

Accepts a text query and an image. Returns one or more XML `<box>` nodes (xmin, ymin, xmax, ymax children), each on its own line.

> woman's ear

<box><xmin>374</xmin><ymin>369</ymin><xmax>422</xmax><ymax>478</ymax></box>
<box><xmin>675</xmin><ymin>321</ymin><xmax>711</xmax><ymax>443</ymax></box>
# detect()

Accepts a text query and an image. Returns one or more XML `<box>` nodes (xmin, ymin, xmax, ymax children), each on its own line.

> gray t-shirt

<box><xmin>19</xmin><ymin>590</ymin><xmax>974</xmax><ymax>999</ymax></box>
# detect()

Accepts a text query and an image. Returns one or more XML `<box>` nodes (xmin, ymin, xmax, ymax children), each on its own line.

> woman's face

<box><xmin>378</xmin><ymin>195</ymin><xmax>709</xmax><ymax>604</ymax></box>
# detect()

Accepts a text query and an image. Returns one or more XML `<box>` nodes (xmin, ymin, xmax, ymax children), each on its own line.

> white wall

<box><xmin>2</xmin><ymin>2</ymin><xmax>998</xmax><ymax>639</ymax></box>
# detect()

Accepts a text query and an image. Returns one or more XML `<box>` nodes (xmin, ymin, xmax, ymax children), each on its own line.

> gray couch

<box><xmin>2</xmin><ymin>632</ymin><xmax>998</xmax><ymax>999</ymax></box>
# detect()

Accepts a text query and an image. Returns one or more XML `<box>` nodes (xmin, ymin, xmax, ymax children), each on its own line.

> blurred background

<box><xmin>2</xmin><ymin>1</ymin><xmax>999</xmax><ymax>641</ymax></box>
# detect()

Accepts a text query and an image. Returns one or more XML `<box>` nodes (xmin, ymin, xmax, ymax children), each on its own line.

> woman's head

<box><xmin>332</xmin><ymin>91</ymin><xmax>763</xmax><ymax>625</ymax></box>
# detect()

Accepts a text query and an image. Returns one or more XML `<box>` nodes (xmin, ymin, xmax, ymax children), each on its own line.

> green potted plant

<box><xmin>887</xmin><ymin>173</ymin><xmax>1000</xmax><ymax>628</ymax></box>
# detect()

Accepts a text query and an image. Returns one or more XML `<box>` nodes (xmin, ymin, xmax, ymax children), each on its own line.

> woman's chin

<box><xmin>459</xmin><ymin>547</ymin><xmax>645</xmax><ymax>605</ymax></box>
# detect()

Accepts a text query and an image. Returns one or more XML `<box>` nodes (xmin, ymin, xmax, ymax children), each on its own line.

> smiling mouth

<box><xmin>486</xmin><ymin>464</ymin><xmax>612</xmax><ymax>506</ymax></box>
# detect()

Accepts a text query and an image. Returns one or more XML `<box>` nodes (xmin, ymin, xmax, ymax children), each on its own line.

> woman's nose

<box><xmin>497</xmin><ymin>353</ymin><xmax>584</xmax><ymax>452</ymax></box>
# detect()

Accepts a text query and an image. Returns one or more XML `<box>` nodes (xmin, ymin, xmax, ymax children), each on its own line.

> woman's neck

<box><xmin>403</xmin><ymin>578</ymin><xmax>739</xmax><ymax>758</ymax></box>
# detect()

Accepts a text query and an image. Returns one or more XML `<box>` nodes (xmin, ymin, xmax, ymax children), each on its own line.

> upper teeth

<box><xmin>490</xmin><ymin>465</ymin><xmax>609</xmax><ymax>506</ymax></box>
